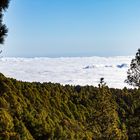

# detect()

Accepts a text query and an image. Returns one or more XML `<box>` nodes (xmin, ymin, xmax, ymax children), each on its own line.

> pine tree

<box><xmin>125</xmin><ymin>49</ymin><xmax>140</xmax><ymax>87</ymax></box>
<box><xmin>98</xmin><ymin>77</ymin><xmax>106</xmax><ymax>88</ymax></box>
<box><xmin>0</xmin><ymin>0</ymin><xmax>10</xmax><ymax>44</ymax></box>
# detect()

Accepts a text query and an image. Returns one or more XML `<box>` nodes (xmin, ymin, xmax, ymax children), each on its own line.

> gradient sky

<box><xmin>2</xmin><ymin>0</ymin><xmax>140</xmax><ymax>57</ymax></box>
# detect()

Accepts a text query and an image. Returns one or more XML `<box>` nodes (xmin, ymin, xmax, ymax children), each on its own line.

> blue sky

<box><xmin>3</xmin><ymin>0</ymin><xmax>140</xmax><ymax>57</ymax></box>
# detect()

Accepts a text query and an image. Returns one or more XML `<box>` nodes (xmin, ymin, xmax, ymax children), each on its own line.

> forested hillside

<box><xmin>0</xmin><ymin>73</ymin><xmax>140</xmax><ymax>140</ymax></box>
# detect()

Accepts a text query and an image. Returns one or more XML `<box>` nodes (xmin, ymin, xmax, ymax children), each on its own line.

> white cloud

<box><xmin>0</xmin><ymin>56</ymin><xmax>134</xmax><ymax>89</ymax></box>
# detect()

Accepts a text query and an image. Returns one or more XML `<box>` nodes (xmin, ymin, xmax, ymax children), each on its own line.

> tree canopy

<box><xmin>0</xmin><ymin>0</ymin><xmax>10</xmax><ymax>44</ymax></box>
<box><xmin>125</xmin><ymin>49</ymin><xmax>140</xmax><ymax>87</ymax></box>
<box><xmin>0</xmin><ymin>73</ymin><xmax>140</xmax><ymax>139</ymax></box>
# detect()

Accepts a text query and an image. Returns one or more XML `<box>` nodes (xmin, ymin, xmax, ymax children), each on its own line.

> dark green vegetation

<box><xmin>125</xmin><ymin>48</ymin><xmax>140</xmax><ymax>88</ymax></box>
<box><xmin>0</xmin><ymin>73</ymin><xmax>140</xmax><ymax>140</ymax></box>
<box><xmin>0</xmin><ymin>0</ymin><xmax>10</xmax><ymax>44</ymax></box>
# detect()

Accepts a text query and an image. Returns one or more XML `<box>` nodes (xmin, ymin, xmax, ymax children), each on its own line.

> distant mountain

<box><xmin>83</xmin><ymin>63</ymin><xmax>128</xmax><ymax>69</ymax></box>
<box><xmin>117</xmin><ymin>63</ymin><xmax>128</xmax><ymax>68</ymax></box>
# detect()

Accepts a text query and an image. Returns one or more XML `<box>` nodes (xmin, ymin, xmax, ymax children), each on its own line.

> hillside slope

<box><xmin>0</xmin><ymin>73</ymin><xmax>140</xmax><ymax>139</ymax></box>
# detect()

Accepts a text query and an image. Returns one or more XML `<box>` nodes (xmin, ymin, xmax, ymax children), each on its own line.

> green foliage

<box><xmin>0</xmin><ymin>0</ymin><xmax>10</xmax><ymax>45</ymax></box>
<box><xmin>125</xmin><ymin>48</ymin><xmax>140</xmax><ymax>87</ymax></box>
<box><xmin>0</xmin><ymin>73</ymin><xmax>139</xmax><ymax>139</ymax></box>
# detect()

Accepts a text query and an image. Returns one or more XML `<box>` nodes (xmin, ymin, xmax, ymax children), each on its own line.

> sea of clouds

<box><xmin>0</xmin><ymin>56</ymin><xmax>134</xmax><ymax>88</ymax></box>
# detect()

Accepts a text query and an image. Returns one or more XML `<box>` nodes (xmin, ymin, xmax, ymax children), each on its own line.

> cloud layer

<box><xmin>0</xmin><ymin>56</ymin><xmax>133</xmax><ymax>88</ymax></box>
